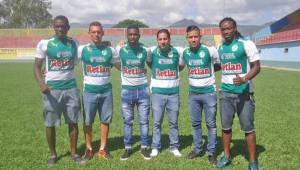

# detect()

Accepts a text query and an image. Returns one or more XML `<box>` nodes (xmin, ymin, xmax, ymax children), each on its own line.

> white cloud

<box><xmin>49</xmin><ymin>0</ymin><xmax>300</xmax><ymax>26</ymax></box>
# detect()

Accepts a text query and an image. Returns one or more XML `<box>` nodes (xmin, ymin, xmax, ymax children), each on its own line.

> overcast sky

<box><xmin>49</xmin><ymin>0</ymin><xmax>300</xmax><ymax>26</ymax></box>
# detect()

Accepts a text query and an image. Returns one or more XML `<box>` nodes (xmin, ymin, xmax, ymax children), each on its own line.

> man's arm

<box><xmin>179</xmin><ymin>65</ymin><xmax>185</xmax><ymax>71</ymax></box>
<box><xmin>33</xmin><ymin>58</ymin><xmax>50</xmax><ymax>93</ymax></box>
<box><xmin>214</xmin><ymin>63</ymin><xmax>221</xmax><ymax>72</ymax></box>
<box><xmin>113</xmin><ymin>62</ymin><xmax>121</xmax><ymax>71</ymax></box>
<box><xmin>146</xmin><ymin>61</ymin><xmax>152</xmax><ymax>69</ymax></box>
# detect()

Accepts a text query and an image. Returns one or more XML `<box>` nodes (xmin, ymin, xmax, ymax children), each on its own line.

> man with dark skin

<box><xmin>216</xmin><ymin>17</ymin><xmax>260</xmax><ymax>170</ymax></box>
<box><xmin>114</xmin><ymin>26</ymin><xmax>151</xmax><ymax>161</ymax></box>
<box><xmin>34</xmin><ymin>15</ymin><xmax>85</xmax><ymax>166</ymax></box>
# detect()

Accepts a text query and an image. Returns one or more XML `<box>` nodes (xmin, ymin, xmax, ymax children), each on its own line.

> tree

<box><xmin>113</xmin><ymin>19</ymin><xmax>149</xmax><ymax>28</ymax></box>
<box><xmin>0</xmin><ymin>0</ymin><xmax>52</xmax><ymax>28</ymax></box>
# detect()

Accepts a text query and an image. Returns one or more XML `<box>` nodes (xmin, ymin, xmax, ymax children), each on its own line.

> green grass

<box><xmin>0</xmin><ymin>62</ymin><xmax>299</xmax><ymax>169</ymax></box>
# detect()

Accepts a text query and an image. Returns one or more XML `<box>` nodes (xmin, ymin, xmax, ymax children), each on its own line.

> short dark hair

<box><xmin>89</xmin><ymin>21</ymin><xmax>102</xmax><ymax>31</ymax></box>
<box><xmin>186</xmin><ymin>25</ymin><xmax>200</xmax><ymax>33</ymax></box>
<box><xmin>156</xmin><ymin>29</ymin><xmax>170</xmax><ymax>39</ymax></box>
<box><xmin>127</xmin><ymin>25</ymin><xmax>139</xmax><ymax>33</ymax></box>
<box><xmin>54</xmin><ymin>15</ymin><xmax>70</xmax><ymax>27</ymax></box>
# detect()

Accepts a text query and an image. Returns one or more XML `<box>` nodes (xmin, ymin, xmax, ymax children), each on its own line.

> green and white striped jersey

<box><xmin>117</xmin><ymin>43</ymin><xmax>149</xmax><ymax>90</ymax></box>
<box><xmin>218</xmin><ymin>38</ymin><xmax>260</xmax><ymax>94</ymax></box>
<box><xmin>78</xmin><ymin>43</ymin><xmax>117</xmax><ymax>93</ymax></box>
<box><xmin>181</xmin><ymin>44</ymin><xmax>220</xmax><ymax>94</ymax></box>
<box><xmin>148</xmin><ymin>46</ymin><xmax>184</xmax><ymax>94</ymax></box>
<box><xmin>36</xmin><ymin>36</ymin><xmax>79</xmax><ymax>89</ymax></box>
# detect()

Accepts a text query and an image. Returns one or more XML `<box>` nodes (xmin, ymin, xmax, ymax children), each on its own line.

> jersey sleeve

<box><xmin>114</xmin><ymin>45</ymin><xmax>121</xmax><ymax>63</ymax></box>
<box><xmin>110</xmin><ymin>47</ymin><xmax>119</xmax><ymax>64</ymax></box>
<box><xmin>36</xmin><ymin>40</ymin><xmax>47</xmax><ymax>59</ymax></box>
<box><xmin>175</xmin><ymin>46</ymin><xmax>185</xmax><ymax>66</ymax></box>
<box><xmin>147</xmin><ymin>46</ymin><xmax>156</xmax><ymax>62</ymax></box>
<box><xmin>244</xmin><ymin>40</ymin><xmax>260</xmax><ymax>63</ymax></box>
<box><xmin>73</xmin><ymin>39</ymin><xmax>80</xmax><ymax>65</ymax></box>
<box><xmin>77</xmin><ymin>45</ymin><xmax>84</xmax><ymax>60</ymax></box>
<box><xmin>208</xmin><ymin>46</ymin><xmax>220</xmax><ymax>64</ymax></box>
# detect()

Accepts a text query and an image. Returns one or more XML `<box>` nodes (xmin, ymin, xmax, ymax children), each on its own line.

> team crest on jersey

<box><xmin>137</xmin><ymin>52</ymin><xmax>143</xmax><ymax>59</ymax></box>
<box><xmin>102</xmin><ymin>49</ymin><xmax>108</xmax><ymax>56</ymax></box>
<box><xmin>66</xmin><ymin>42</ymin><xmax>72</xmax><ymax>48</ymax></box>
<box><xmin>86</xmin><ymin>46</ymin><xmax>93</xmax><ymax>52</ymax></box>
<box><xmin>232</xmin><ymin>44</ymin><xmax>238</xmax><ymax>52</ymax></box>
<box><xmin>199</xmin><ymin>51</ymin><xmax>205</xmax><ymax>58</ymax></box>
<box><xmin>168</xmin><ymin>51</ymin><xmax>174</xmax><ymax>58</ymax></box>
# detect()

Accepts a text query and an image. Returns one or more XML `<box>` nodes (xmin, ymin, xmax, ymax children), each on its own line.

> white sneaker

<box><xmin>171</xmin><ymin>149</ymin><xmax>182</xmax><ymax>157</ymax></box>
<box><xmin>150</xmin><ymin>149</ymin><xmax>159</xmax><ymax>157</ymax></box>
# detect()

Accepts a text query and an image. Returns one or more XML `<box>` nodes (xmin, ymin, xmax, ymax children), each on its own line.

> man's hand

<box><xmin>40</xmin><ymin>83</ymin><xmax>50</xmax><ymax>94</ymax></box>
<box><xmin>233</xmin><ymin>74</ymin><xmax>247</xmax><ymax>85</ymax></box>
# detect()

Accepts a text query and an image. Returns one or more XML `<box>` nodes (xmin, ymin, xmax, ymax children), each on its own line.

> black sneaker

<box><xmin>47</xmin><ymin>156</ymin><xmax>57</xmax><ymax>166</ymax></box>
<box><xmin>208</xmin><ymin>154</ymin><xmax>217</xmax><ymax>165</ymax></box>
<box><xmin>186</xmin><ymin>150</ymin><xmax>201</xmax><ymax>159</ymax></box>
<box><xmin>120</xmin><ymin>149</ymin><xmax>132</xmax><ymax>161</ymax></box>
<box><xmin>140</xmin><ymin>148</ymin><xmax>151</xmax><ymax>160</ymax></box>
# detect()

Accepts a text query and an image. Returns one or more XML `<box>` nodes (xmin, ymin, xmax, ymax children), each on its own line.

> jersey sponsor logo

<box><xmin>188</xmin><ymin>59</ymin><xmax>203</xmax><ymax>66</ymax></box>
<box><xmin>189</xmin><ymin>67</ymin><xmax>210</xmax><ymax>78</ymax></box>
<box><xmin>156</xmin><ymin>68</ymin><xmax>176</xmax><ymax>79</ymax></box>
<box><xmin>122</xmin><ymin>66</ymin><xmax>146</xmax><ymax>77</ymax></box>
<box><xmin>86</xmin><ymin>64</ymin><xmax>110</xmax><ymax>76</ymax></box>
<box><xmin>199</xmin><ymin>51</ymin><xmax>205</xmax><ymax>58</ymax></box>
<box><xmin>220</xmin><ymin>53</ymin><xmax>236</xmax><ymax>60</ymax></box>
<box><xmin>126</xmin><ymin>59</ymin><xmax>141</xmax><ymax>65</ymax></box>
<box><xmin>222</xmin><ymin>62</ymin><xmax>242</xmax><ymax>74</ymax></box>
<box><xmin>57</xmin><ymin>51</ymin><xmax>72</xmax><ymax>58</ymax></box>
<box><xmin>50</xmin><ymin>59</ymin><xmax>73</xmax><ymax>70</ymax></box>
<box><xmin>90</xmin><ymin>56</ymin><xmax>106</xmax><ymax>63</ymax></box>
<box><xmin>158</xmin><ymin>59</ymin><xmax>173</xmax><ymax>64</ymax></box>
<box><xmin>232</xmin><ymin>44</ymin><xmax>238</xmax><ymax>52</ymax></box>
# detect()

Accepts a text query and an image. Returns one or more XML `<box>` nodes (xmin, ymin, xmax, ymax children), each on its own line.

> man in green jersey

<box><xmin>180</xmin><ymin>25</ymin><xmax>220</xmax><ymax>165</ymax></box>
<box><xmin>216</xmin><ymin>17</ymin><xmax>260</xmax><ymax>170</ymax></box>
<box><xmin>115</xmin><ymin>26</ymin><xmax>151</xmax><ymax>160</ymax></box>
<box><xmin>147</xmin><ymin>29</ymin><xmax>184</xmax><ymax>157</ymax></box>
<box><xmin>34</xmin><ymin>15</ymin><xmax>85</xmax><ymax>166</ymax></box>
<box><xmin>78</xmin><ymin>21</ymin><xmax>116</xmax><ymax>160</ymax></box>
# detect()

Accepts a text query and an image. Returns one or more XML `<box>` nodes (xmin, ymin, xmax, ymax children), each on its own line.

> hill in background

<box><xmin>69</xmin><ymin>19</ymin><xmax>274</xmax><ymax>36</ymax></box>
<box><xmin>169</xmin><ymin>18</ymin><xmax>274</xmax><ymax>36</ymax></box>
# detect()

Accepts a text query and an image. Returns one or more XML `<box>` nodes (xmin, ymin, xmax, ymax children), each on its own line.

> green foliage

<box><xmin>113</xmin><ymin>19</ymin><xmax>149</xmax><ymax>28</ymax></box>
<box><xmin>0</xmin><ymin>62</ymin><xmax>299</xmax><ymax>170</ymax></box>
<box><xmin>0</xmin><ymin>0</ymin><xmax>52</xmax><ymax>28</ymax></box>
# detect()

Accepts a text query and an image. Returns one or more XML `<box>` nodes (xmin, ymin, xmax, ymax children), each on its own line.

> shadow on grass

<box><xmin>76</xmin><ymin>134</ymin><xmax>265</xmax><ymax>160</ymax></box>
<box><xmin>77</xmin><ymin>134</ymin><xmax>194</xmax><ymax>155</ymax></box>
<box><xmin>229</xmin><ymin>138</ymin><xmax>266</xmax><ymax>161</ymax></box>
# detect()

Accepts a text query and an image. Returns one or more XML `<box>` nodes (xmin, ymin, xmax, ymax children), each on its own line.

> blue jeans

<box><xmin>151</xmin><ymin>93</ymin><xmax>180</xmax><ymax>150</ymax></box>
<box><xmin>188</xmin><ymin>92</ymin><xmax>217</xmax><ymax>155</ymax></box>
<box><xmin>121</xmin><ymin>88</ymin><xmax>150</xmax><ymax>149</ymax></box>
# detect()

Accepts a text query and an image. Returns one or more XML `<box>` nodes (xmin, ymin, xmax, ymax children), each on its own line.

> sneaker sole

<box><xmin>140</xmin><ymin>153</ymin><xmax>151</xmax><ymax>160</ymax></box>
<box><xmin>120</xmin><ymin>157</ymin><xmax>129</xmax><ymax>161</ymax></box>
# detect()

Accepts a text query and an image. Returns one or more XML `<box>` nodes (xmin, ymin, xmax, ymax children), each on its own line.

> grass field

<box><xmin>0</xmin><ymin>62</ymin><xmax>299</xmax><ymax>170</ymax></box>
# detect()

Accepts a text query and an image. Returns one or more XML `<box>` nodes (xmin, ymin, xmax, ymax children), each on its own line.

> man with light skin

<box><xmin>180</xmin><ymin>25</ymin><xmax>220</xmax><ymax>165</ymax></box>
<box><xmin>78</xmin><ymin>21</ymin><xmax>117</xmax><ymax>160</ymax></box>
<box><xmin>33</xmin><ymin>15</ymin><xmax>85</xmax><ymax>166</ymax></box>
<box><xmin>216</xmin><ymin>17</ymin><xmax>260</xmax><ymax>170</ymax></box>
